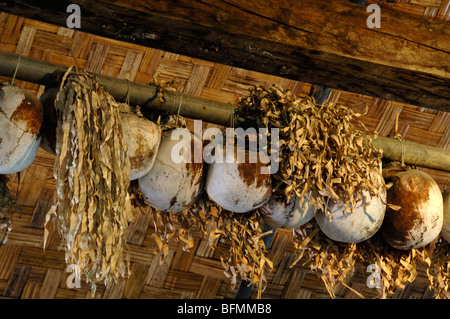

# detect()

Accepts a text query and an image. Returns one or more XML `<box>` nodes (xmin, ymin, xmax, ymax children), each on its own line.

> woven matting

<box><xmin>0</xmin><ymin>1</ymin><xmax>449</xmax><ymax>299</ymax></box>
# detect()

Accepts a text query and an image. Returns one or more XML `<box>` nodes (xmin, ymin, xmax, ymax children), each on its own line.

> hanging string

<box><xmin>170</xmin><ymin>90</ymin><xmax>177</xmax><ymax>113</ymax></box>
<box><xmin>10</xmin><ymin>55</ymin><xmax>21</xmax><ymax>85</ymax></box>
<box><xmin>126</xmin><ymin>80</ymin><xmax>130</xmax><ymax>105</ymax></box>
<box><xmin>118</xmin><ymin>79</ymin><xmax>134</xmax><ymax>115</ymax></box>
<box><xmin>175</xmin><ymin>93</ymin><xmax>183</xmax><ymax>124</ymax></box>
<box><xmin>125</xmin><ymin>79</ymin><xmax>132</xmax><ymax>109</ymax></box>
<box><xmin>393</xmin><ymin>111</ymin><xmax>406</xmax><ymax>167</ymax></box>
<box><xmin>230</xmin><ymin>107</ymin><xmax>236</xmax><ymax>129</ymax></box>
<box><xmin>226</xmin><ymin>107</ymin><xmax>238</xmax><ymax>142</ymax></box>
<box><xmin>69</xmin><ymin>44</ymin><xmax>80</xmax><ymax>70</ymax></box>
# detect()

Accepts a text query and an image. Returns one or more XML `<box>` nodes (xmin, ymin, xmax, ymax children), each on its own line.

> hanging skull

<box><xmin>0</xmin><ymin>83</ymin><xmax>43</xmax><ymax>174</ymax></box>
<box><xmin>260</xmin><ymin>191</ymin><xmax>317</xmax><ymax>229</ymax></box>
<box><xmin>315</xmin><ymin>181</ymin><xmax>387</xmax><ymax>244</ymax></box>
<box><xmin>121</xmin><ymin>113</ymin><xmax>161</xmax><ymax>181</ymax></box>
<box><xmin>380</xmin><ymin>169</ymin><xmax>443</xmax><ymax>250</ymax></box>
<box><xmin>138</xmin><ymin>129</ymin><xmax>203</xmax><ymax>212</ymax></box>
<box><xmin>205</xmin><ymin>144</ymin><xmax>272</xmax><ymax>213</ymax></box>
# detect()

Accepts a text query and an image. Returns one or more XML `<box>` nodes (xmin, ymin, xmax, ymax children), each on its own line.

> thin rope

<box><xmin>126</xmin><ymin>79</ymin><xmax>131</xmax><ymax>106</ymax></box>
<box><xmin>175</xmin><ymin>94</ymin><xmax>183</xmax><ymax>124</ymax></box>
<box><xmin>10</xmin><ymin>55</ymin><xmax>21</xmax><ymax>85</ymax></box>
<box><xmin>226</xmin><ymin>107</ymin><xmax>239</xmax><ymax>141</ymax></box>
<box><xmin>393</xmin><ymin>111</ymin><xmax>406</xmax><ymax>167</ymax></box>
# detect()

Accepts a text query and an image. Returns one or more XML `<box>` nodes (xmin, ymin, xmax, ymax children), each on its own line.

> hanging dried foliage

<box><xmin>0</xmin><ymin>175</ymin><xmax>13</xmax><ymax>245</ymax></box>
<box><xmin>425</xmin><ymin>238</ymin><xmax>450</xmax><ymax>299</ymax></box>
<box><xmin>291</xmin><ymin>220</ymin><xmax>450</xmax><ymax>299</ymax></box>
<box><xmin>132</xmin><ymin>175</ymin><xmax>273</xmax><ymax>297</ymax></box>
<box><xmin>44</xmin><ymin>68</ymin><xmax>134</xmax><ymax>293</ymax></box>
<box><xmin>131</xmin><ymin>181</ymin><xmax>207</xmax><ymax>263</ymax></box>
<box><xmin>208</xmin><ymin>207</ymin><xmax>273</xmax><ymax>298</ymax></box>
<box><xmin>237</xmin><ymin>85</ymin><xmax>383</xmax><ymax>214</ymax></box>
<box><xmin>291</xmin><ymin>221</ymin><xmax>362</xmax><ymax>298</ymax></box>
<box><xmin>356</xmin><ymin>234</ymin><xmax>431</xmax><ymax>298</ymax></box>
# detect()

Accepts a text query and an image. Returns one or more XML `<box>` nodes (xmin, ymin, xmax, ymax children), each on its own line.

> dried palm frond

<box><xmin>355</xmin><ymin>234</ymin><xmax>429</xmax><ymax>298</ymax></box>
<box><xmin>237</xmin><ymin>85</ymin><xmax>383</xmax><ymax>215</ymax></box>
<box><xmin>0</xmin><ymin>175</ymin><xmax>13</xmax><ymax>245</ymax></box>
<box><xmin>425</xmin><ymin>238</ymin><xmax>450</xmax><ymax>299</ymax></box>
<box><xmin>44</xmin><ymin>68</ymin><xmax>134</xmax><ymax>294</ymax></box>
<box><xmin>291</xmin><ymin>221</ymin><xmax>361</xmax><ymax>298</ymax></box>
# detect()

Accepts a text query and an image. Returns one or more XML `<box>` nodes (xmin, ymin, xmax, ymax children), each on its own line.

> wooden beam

<box><xmin>1</xmin><ymin>0</ymin><xmax>449</xmax><ymax>111</ymax></box>
<box><xmin>1</xmin><ymin>50</ymin><xmax>450</xmax><ymax>172</ymax></box>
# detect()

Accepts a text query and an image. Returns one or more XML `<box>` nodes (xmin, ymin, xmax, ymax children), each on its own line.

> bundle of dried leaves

<box><xmin>356</xmin><ymin>235</ymin><xmax>431</xmax><ymax>298</ymax></box>
<box><xmin>132</xmin><ymin>186</ymin><xmax>208</xmax><ymax>265</ymax></box>
<box><xmin>237</xmin><ymin>85</ymin><xmax>383</xmax><ymax>214</ymax></box>
<box><xmin>0</xmin><ymin>175</ymin><xmax>13</xmax><ymax>245</ymax></box>
<box><xmin>292</xmin><ymin>220</ymin><xmax>450</xmax><ymax>299</ymax></box>
<box><xmin>425</xmin><ymin>238</ymin><xmax>450</xmax><ymax>299</ymax></box>
<box><xmin>291</xmin><ymin>221</ymin><xmax>361</xmax><ymax>298</ymax></box>
<box><xmin>44</xmin><ymin>68</ymin><xmax>134</xmax><ymax>294</ymax></box>
<box><xmin>132</xmin><ymin>180</ymin><xmax>273</xmax><ymax>298</ymax></box>
<box><xmin>208</xmin><ymin>207</ymin><xmax>273</xmax><ymax>298</ymax></box>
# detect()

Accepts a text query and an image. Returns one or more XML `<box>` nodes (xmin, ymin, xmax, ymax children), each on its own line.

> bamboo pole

<box><xmin>369</xmin><ymin>136</ymin><xmax>450</xmax><ymax>172</ymax></box>
<box><xmin>0</xmin><ymin>51</ymin><xmax>449</xmax><ymax>172</ymax></box>
<box><xmin>0</xmin><ymin>51</ymin><xmax>235</xmax><ymax>126</ymax></box>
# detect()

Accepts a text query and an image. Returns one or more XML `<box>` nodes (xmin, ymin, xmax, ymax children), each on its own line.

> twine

<box><xmin>226</xmin><ymin>107</ymin><xmax>240</xmax><ymax>141</ymax></box>
<box><xmin>175</xmin><ymin>94</ymin><xmax>183</xmax><ymax>124</ymax></box>
<box><xmin>10</xmin><ymin>55</ymin><xmax>21</xmax><ymax>85</ymax></box>
<box><xmin>393</xmin><ymin>111</ymin><xmax>406</xmax><ymax>167</ymax></box>
<box><xmin>125</xmin><ymin>79</ymin><xmax>131</xmax><ymax>106</ymax></box>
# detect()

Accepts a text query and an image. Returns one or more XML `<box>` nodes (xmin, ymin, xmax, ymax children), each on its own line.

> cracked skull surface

<box><xmin>0</xmin><ymin>83</ymin><xmax>43</xmax><ymax>174</ymax></box>
<box><xmin>138</xmin><ymin>130</ymin><xmax>204</xmax><ymax>212</ymax></box>
<box><xmin>121</xmin><ymin>113</ymin><xmax>161</xmax><ymax>181</ymax></box>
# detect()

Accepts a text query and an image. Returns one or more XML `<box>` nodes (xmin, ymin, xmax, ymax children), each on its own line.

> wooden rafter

<box><xmin>0</xmin><ymin>0</ymin><xmax>449</xmax><ymax>111</ymax></box>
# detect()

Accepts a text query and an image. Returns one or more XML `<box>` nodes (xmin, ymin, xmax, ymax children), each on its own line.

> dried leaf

<box><xmin>44</xmin><ymin>68</ymin><xmax>134</xmax><ymax>291</ymax></box>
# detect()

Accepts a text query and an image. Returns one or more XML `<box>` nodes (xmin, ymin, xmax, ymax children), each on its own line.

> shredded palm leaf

<box><xmin>44</xmin><ymin>68</ymin><xmax>134</xmax><ymax>294</ymax></box>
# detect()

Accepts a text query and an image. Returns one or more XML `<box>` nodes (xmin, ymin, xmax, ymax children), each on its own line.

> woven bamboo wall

<box><xmin>0</xmin><ymin>0</ymin><xmax>449</xmax><ymax>300</ymax></box>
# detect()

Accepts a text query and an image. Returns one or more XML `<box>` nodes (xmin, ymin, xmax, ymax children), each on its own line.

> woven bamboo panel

<box><xmin>0</xmin><ymin>1</ymin><xmax>449</xmax><ymax>300</ymax></box>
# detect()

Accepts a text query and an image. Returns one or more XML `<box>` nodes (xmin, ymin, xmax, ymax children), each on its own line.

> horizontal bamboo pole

<box><xmin>0</xmin><ymin>51</ymin><xmax>449</xmax><ymax>172</ymax></box>
<box><xmin>369</xmin><ymin>136</ymin><xmax>450</xmax><ymax>172</ymax></box>
<box><xmin>0</xmin><ymin>51</ymin><xmax>235</xmax><ymax>126</ymax></box>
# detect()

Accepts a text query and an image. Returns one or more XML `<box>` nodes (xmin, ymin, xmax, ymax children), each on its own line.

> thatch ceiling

<box><xmin>0</xmin><ymin>0</ymin><xmax>449</xmax><ymax>300</ymax></box>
